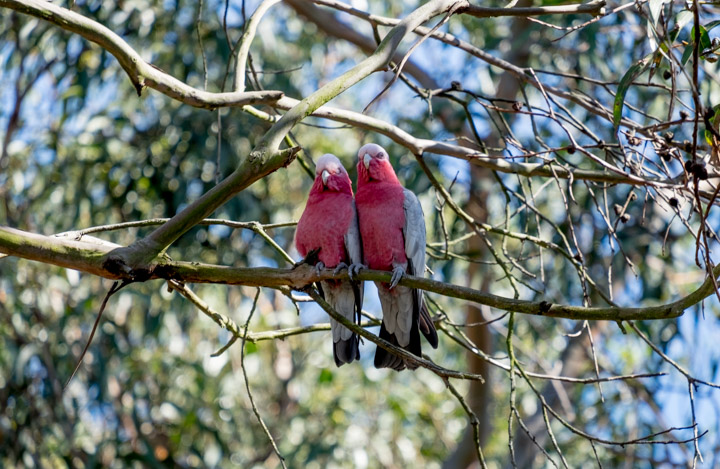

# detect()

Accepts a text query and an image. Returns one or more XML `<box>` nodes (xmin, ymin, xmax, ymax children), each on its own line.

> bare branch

<box><xmin>238</xmin><ymin>288</ymin><xmax>288</xmax><ymax>469</ymax></box>
<box><xmin>233</xmin><ymin>0</ymin><xmax>283</xmax><ymax>92</ymax></box>
<box><xmin>460</xmin><ymin>0</ymin><xmax>607</xmax><ymax>18</ymax></box>
<box><xmin>2</xmin><ymin>226</ymin><xmax>720</xmax><ymax>321</ymax></box>
<box><xmin>0</xmin><ymin>0</ymin><xmax>283</xmax><ymax>108</ymax></box>
<box><xmin>307</xmin><ymin>287</ymin><xmax>485</xmax><ymax>381</ymax></box>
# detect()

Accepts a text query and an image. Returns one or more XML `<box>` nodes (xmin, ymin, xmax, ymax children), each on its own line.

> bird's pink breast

<box><xmin>296</xmin><ymin>191</ymin><xmax>353</xmax><ymax>268</ymax></box>
<box><xmin>355</xmin><ymin>182</ymin><xmax>407</xmax><ymax>271</ymax></box>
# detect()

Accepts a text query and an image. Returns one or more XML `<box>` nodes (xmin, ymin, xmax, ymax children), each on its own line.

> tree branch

<box><xmin>312</xmin><ymin>0</ymin><xmax>606</xmax><ymax>20</ymax></box>
<box><xmin>233</xmin><ymin>0</ymin><xmax>282</xmax><ymax>92</ymax></box>
<box><xmin>0</xmin><ymin>0</ymin><xmax>283</xmax><ymax>108</ymax></box>
<box><xmin>301</xmin><ymin>0</ymin><xmax>643</xmax><ymax>134</ymax></box>
<box><xmin>460</xmin><ymin>0</ymin><xmax>606</xmax><ymax>18</ymax></box>
<box><xmin>307</xmin><ymin>288</ymin><xmax>485</xmax><ymax>381</ymax></box>
<box><xmin>1</xmin><ymin>225</ymin><xmax>717</xmax><ymax>321</ymax></box>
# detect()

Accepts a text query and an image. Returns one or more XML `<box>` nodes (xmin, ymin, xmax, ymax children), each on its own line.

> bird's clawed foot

<box><xmin>314</xmin><ymin>261</ymin><xmax>326</xmax><ymax>276</ymax></box>
<box><xmin>348</xmin><ymin>263</ymin><xmax>364</xmax><ymax>282</ymax></box>
<box><xmin>333</xmin><ymin>262</ymin><xmax>348</xmax><ymax>276</ymax></box>
<box><xmin>332</xmin><ymin>262</ymin><xmax>364</xmax><ymax>281</ymax></box>
<box><xmin>390</xmin><ymin>265</ymin><xmax>405</xmax><ymax>289</ymax></box>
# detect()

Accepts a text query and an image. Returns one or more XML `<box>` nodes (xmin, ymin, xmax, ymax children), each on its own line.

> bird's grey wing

<box><xmin>402</xmin><ymin>189</ymin><xmax>426</xmax><ymax>278</ymax></box>
<box><xmin>344</xmin><ymin>201</ymin><xmax>363</xmax><ymax>267</ymax></box>
<box><xmin>344</xmin><ymin>201</ymin><xmax>364</xmax><ymax>308</ymax></box>
<box><xmin>403</xmin><ymin>189</ymin><xmax>438</xmax><ymax>348</ymax></box>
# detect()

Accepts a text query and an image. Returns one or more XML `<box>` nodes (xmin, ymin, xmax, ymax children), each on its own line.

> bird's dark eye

<box><xmin>378</xmin><ymin>152</ymin><xmax>385</xmax><ymax>159</ymax></box>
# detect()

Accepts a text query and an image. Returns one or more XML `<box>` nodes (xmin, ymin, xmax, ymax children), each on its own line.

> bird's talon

<box><xmin>390</xmin><ymin>266</ymin><xmax>405</xmax><ymax>289</ymax></box>
<box><xmin>348</xmin><ymin>263</ymin><xmax>364</xmax><ymax>282</ymax></box>
<box><xmin>333</xmin><ymin>262</ymin><xmax>349</xmax><ymax>276</ymax></box>
<box><xmin>314</xmin><ymin>261</ymin><xmax>326</xmax><ymax>276</ymax></box>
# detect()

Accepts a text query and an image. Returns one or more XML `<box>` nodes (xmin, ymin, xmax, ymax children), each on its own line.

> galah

<box><xmin>355</xmin><ymin>143</ymin><xmax>438</xmax><ymax>370</ymax></box>
<box><xmin>295</xmin><ymin>154</ymin><xmax>363</xmax><ymax>367</ymax></box>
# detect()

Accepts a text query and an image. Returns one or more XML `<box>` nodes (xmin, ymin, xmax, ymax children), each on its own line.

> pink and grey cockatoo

<box><xmin>355</xmin><ymin>143</ymin><xmax>438</xmax><ymax>370</ymax></box>
<box><xmin>295</xmin><ymin>154</ymin><xmax>364</xmax><ymax>366</ymax></box>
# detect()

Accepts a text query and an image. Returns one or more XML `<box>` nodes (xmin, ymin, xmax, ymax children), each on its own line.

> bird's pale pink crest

<box><xmin>310</xmin><ymin>153</ymin><xmax>353</xmax><ymax>196</ymax></box>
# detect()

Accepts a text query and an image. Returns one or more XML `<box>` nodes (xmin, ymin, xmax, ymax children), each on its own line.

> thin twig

<box><xmin>239</xmin><ymin>288</ymin><xmax>288</xmax><ymax>468</ymax></box>
<box><xmin>64</xmin><ymin>280</ymin><xmax>128</xmax><ymax>390</ymax></box>
<box><xmin>446</xmin><ymin>380</ymin><xmax>489</xmax><ymax>469</ymax></box>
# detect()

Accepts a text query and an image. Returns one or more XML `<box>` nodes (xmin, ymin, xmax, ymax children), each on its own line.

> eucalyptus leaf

<box><xmin>614</xmin><ymin>56</ymin><xmax>651</xmax><ymax>130</ymax></box>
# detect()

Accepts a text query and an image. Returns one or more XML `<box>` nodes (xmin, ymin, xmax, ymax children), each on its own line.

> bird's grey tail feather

<box><xmin>329</xmin><ymin>277</ymin><xmax>362</xmax><ymax>367</ymax></box>
<box><xmin>374</xmin><ymin>317</ymin><xmax>421</xmax><ymax>371</ymax></box>
<box><xmin>418</xmin><ymin>298</ymin><xmax>438</xmax><ymax>348</ymax></box>
<box><xmin>334</xmin><ymin>336</ymin><xmax>360</xmax><ymax>367</ymax></box>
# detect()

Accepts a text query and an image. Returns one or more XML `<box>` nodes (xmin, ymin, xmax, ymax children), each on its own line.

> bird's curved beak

<box><xmin>321</xmin><ymin>169</ymin><xmax>330</xmax><ymax>186</ymax></box>
<box><xmin>363</xmin><ymin>153</ymin><xmax>371</xmax><ymax>169</ymax></box>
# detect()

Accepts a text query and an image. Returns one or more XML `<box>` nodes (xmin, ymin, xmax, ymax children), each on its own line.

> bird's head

<box><xmin>357</xmin><ymin>143</ymin><xmax>399</xmax><ymax>184</ymax></box>
<box><xmin>312</xmin><ymin>153</ymin><xmax>353</xmax><ymax>194</ymax></box>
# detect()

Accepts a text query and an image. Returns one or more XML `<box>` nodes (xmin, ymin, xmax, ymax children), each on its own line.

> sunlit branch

<box><xmin>56</xmin><ymin>218</ymin><xmax>297</xmax><ymax>238</ymax></box>
<box><xmin>461</xmin><ymin>0</ymin><xmax>607</xmax><ymax>18</ymax></box>
<box><xmin>0</xmin><ymin>0</ymin><xmax>284</xmax><ymax>108</ymax></box>
<box><xmin>2</xmin><ymin>225</ymin><xmax>720</xmax><ymax>321</ymax></box>
<box><xmin>238</xmin><ymin>288</ymin><xmax>288</xmax><ymax>469</ymax></box>
<box><xmin>312</xmin><ymin>0</ymin><xmax>607</xmax><ymax>20</ymax></box>
<box><xmin>307</xmin><ymin>287</ymin><xmax>485</xmax><ymax>381</ymax></box>
<box><xmin>233</xmin><ymin>0</ymin><xmax>283</xmax><ymax>92</ymax></box>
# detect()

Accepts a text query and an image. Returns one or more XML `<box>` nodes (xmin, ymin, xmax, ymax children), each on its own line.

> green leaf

<box><xmin>699</xmin><ymin>25</ymin><xmax>712</xmax><ymax>50</ymax></box>
<box><xmin>682</xmin><ymin>25</ymin><xmax>711</xmax><ymax>65</ymax></box>
<box><xmin>704</xmin><ymin>19</ymin><xmax>720</xmax><ymax>32</ymax></box>
<box><xmin>682</xmin><ymin>42</ymin><xmax>693</xmax><ymax>65</ymax></box>
<box><xmin>318</xmin><ymin>368</ymin><xmax>334</xmax><ymax>383</ymax></box>
<box><xmin>244</xmin><ymin>341</ymin><xmax>258</xmax><ymax>355</ymax></box>
<box><xmin>670</xmin><ymin>11</ymin><xmax>693</xmax><ymax>43</ymax></box>
<box><xmin>614</xmin><ymin>56</ymin><xmax>651</xmax><ymax>130</ymax></box>
<box><xmin>709</xmin><ymin>104</ymin><xmax>720</xmax><ymax>123</ymax></box>
<box><xmin>705</xmin><ymin>128</ymin><xmax>713</xmax><ymax>146</ymax></box>
<box><xmin>649</xmin><ymin>0</ymin><xmax>668</xmax><ymax>28</ymax></box>
<box><xmin>704</xmin><ymin>104</ymin><xmax>720</xmax><ymax>145</ymax></box>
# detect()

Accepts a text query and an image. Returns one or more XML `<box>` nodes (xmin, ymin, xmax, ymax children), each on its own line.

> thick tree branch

<box><xmin>460</xmin><ymin>0</ymin><xmax>606</xmax><ymax>18</ymax></box>
<box><xmin>0</xmin><ymin>227</ymin><xmax>115</xmax><ymax>276</ymax></box>
<box><xmin>1</xmin><ymin>225</ymin><xmax>717</xmax><ymax>321</ymax></box>
<box><xmin>312</xmin><ymin>0</ymin><xmax>606</xmax><ymax>20</ymax></box>
<box><xmin>0</xmin><ymin>0</ymin><xmax>283</xmax><ymax>108</ymax></box>
<box><xmin>101</xmin><ymin>145</ymin><xmax>301</xmax><ymax>274</ymax></box>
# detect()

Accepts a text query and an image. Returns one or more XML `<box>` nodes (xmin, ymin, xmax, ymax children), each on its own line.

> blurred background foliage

<box><xmin>2</xmin><ymin>0</ymin><xmax>720</xmax><ymax>467</ymax></box>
